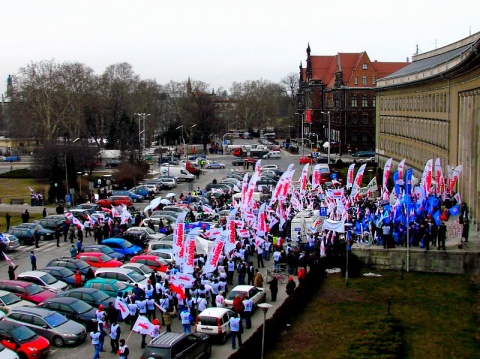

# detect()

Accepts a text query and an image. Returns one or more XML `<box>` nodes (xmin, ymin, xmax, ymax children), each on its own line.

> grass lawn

<box><xmin>267</xmin><ymin>270</ymin><xmax>480</xmax><ymax>359</ymax></box>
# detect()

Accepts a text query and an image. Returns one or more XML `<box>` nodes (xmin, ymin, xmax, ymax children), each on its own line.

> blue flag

<box><xmin>433</xmin><ymin>210</ymin><xmax>442</xmax><ymax>226</ymax></box>
<box><xmin>449</xmin><ymin>204</ymin><xmax>461</xmax><ymax>217</ymax></box>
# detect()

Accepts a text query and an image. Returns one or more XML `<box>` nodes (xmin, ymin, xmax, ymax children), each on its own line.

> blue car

<box><xmin>101</xmin><ymin>238</ymin><xmax>143</xmax><ymax>260</ymax></box>
<box><xmin>112</xmin><ymin>190</ymin><xmax>144</xmax><ymax>203</ymax></box>
<box><xmin>205</xmin><ymin>161</ymin><xmax>225</xmax><ymax>169</ymax></box>
<box><xmin>42</xmin><ymin>266</ymin><xmax>84</xmax><ymax>287</ymax></box>
<box><xmin>129</xmin><ymin>186</ymin><xmax>150</xmax><ymax>198</ymax></box>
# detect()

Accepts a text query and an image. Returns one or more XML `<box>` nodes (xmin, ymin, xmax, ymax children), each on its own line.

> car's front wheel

<box><xmin>204</xmin><ymin>344</ymin><xmax>212</xmax><ymax>358</ymax></box>
<box><xmin>53</xmin><ymin>336</ymin><xmax>65</xmax><ymax>347</ymax></box>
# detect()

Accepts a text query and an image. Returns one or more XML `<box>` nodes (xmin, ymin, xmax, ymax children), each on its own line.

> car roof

<box><xmin>9</xmin><ymin>306</ymin><xmax>53</xmax><ymax>316</ymax></box>
<box><xmin>149</xmin><ymin>332</ymin><xmax>186</xmax><ymax>347</ymax></box>
<box><xmin>43</xmin><ymin>266</ymin><xmax>74</xmax><ymax>273</ymax></box>
<box><xmin>230</xmin><ymin>285</ymin><xmax>256</xmax><ymax>291</ymax></box>
<box><xmin>198</xmin><ymin>307</ymin><xmax>233</xmax><ymax>317</ymax></box>
<box><xmin>41</xmin><ymin>297</ymin><xmax>78</xmax><ymax>304</ymax></box>
<box><xmin>18</xmin><ymin>271</ymin><xmax>50</xmax><ymax>277</ymax></box>
<box><xmin>95</xmin><ymin>267</ymin><xmax>133</xmax><ymax>274</ymax></box>
<box><xmin>0</xmin><ymin>321</ymin><xmax>24</xmax><ymax>330</ymax></box>
<box><xmin>65</xmin><ymin>287</ymin><xmax>104</xmax><ymax>294</ymax></box>
<box><xmin>0</xmin><ymin>280</ymin><xmax>34</xmax><ymax>288</ymax></box>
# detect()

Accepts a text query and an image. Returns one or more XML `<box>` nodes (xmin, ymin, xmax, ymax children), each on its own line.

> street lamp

<box><xmin>135</xmin><ymin>113</ymin><xmax>150</xmax><ymax>158</ymax></box>
<box><xmin>175</xmin><ymin>125</ymin><xmax>185</xmax><ymax>159</ymax></box>
<box><xmin>320</xmin><ymin>111</ymin><xmax>331</xmax><ymax>164</ymax></box>
<box><xmin>188</xmin><ymin>124</ymin><xmax>197</xmax><ymax>157</ymax></box>
<box><xmin>258</xmin><ymin>303</ymin><xmax>272</xmax><ymax>359</ymax></box>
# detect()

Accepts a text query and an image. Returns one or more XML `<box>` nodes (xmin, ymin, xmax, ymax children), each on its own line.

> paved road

<box><xmin>0</xmin><ymin>147</ymin><xmax>299</xmax><ymax>359</ymax></box>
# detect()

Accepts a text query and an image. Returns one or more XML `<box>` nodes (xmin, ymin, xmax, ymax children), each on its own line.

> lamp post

<box><xmin>188</xmin><ymin>124</ymin><xmax>197</xmax><ymax>157</ymax></box>
<box><xmin>135</xmin><ymin>113</ymin><xmax>150</xmax><ymax>159</ymax></box>
<box><xmin>258</xmin><ymin>303</ymin><xmax>272</xmax><ymax>359</ymax></box>
<box><xmin>65</xmin><ymin>138</ymin><xmax>81</xmax><ymax>200</ymax></box>
<box><xmin>175</xmin><ymin>125</ymin><xmax>185</xmax><ymax>159</ymax></box>
<box><xmin>321</xmin><ymin>111</ymin><xmax>331</xmax><ymax>164</ymax></box>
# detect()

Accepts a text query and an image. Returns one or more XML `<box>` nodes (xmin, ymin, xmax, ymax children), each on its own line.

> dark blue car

<box><xmin>112</xmin><ymin>190</ymin><xmax>144</xmax><ymax>203</ymax></box>
<box><xmin>129</xmin><ymin>186</ymin><xmax>150</xmax><ymax>198</ymax></box>
<box><xmin>41</xmin><ymin>266</ymin><xmax>84</xmax><ymax>286</ymax></box>
<box><xmin>101</xmin><ymin>238</ymin><xmax>143</xmax><ymax>260</ymax></box>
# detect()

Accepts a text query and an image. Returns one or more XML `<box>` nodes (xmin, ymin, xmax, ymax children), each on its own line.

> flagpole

<box><xmin>406</xmin><ymin>166</ymin><xmax>410</xmax><ymax>272</ymax></box>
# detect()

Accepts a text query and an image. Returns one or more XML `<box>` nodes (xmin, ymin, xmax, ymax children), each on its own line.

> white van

<box><xmin>263</xmin><ymin>151</ymin><xmax>281</xmax><ymax>159</ymax></box>
<box><xmin>159</xmin><ymin>166</ymin><xmax>195</xmax><ymax>182</ymax></box>
<box><xmin>196</xmin><ymin>307</ymin><xmax>236</xmax><ymax>343</ymax></box>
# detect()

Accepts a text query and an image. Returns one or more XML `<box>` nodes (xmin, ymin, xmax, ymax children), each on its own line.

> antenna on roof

<box><xmin>414</xmin><ymin>44</ymin><xmax>422</xmax><ymax>56</ymax></box>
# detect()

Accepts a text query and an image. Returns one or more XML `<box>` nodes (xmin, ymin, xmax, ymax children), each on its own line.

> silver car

<box><xmin>0</xmin><ymin>234</ymin><xmax>20</xmax><ymax>251</ymax></box>
<box><xmin>17</xmin><ymin>271</ymin><xmax>68</xmax><ymax>293</ymax></box>
<box><xmin>5</xmin><ymin>306</ymin><xmax>86</xmax><ymax>347</ymax></box>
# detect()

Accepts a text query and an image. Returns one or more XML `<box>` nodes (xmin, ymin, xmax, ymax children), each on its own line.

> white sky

<box><xmin>1</xmin><ymin>0</ymin><xmax>478</xmax><ymax>95</ymax></box>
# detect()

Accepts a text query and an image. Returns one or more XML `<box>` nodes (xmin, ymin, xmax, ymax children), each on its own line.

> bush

<box><xmin>0</xmin><ymin>168</ymin><xmax>34</xmax><ymax>178</ymax></box>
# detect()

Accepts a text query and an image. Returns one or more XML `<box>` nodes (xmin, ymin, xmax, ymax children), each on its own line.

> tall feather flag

<box><xmin>350</xmin><ymin>164</ymin><xmax>367</xmax><ymax>199</ymax></box>
<box><xmin>382</xmin><ymin>158</ymin><xmax>393</xmax><ymax>196</ymax></box>
<box><xmin>299</xmin><ymin>163</ymin><xmax>309</xmax><ymax>196</ymax></box>
<box><xmin>311</xmin><ymin>164</ymin><xmax>321</xmax><ymax>190</ymax></box>
<box><xmin>346</xmin><ymin>163</ymin><xmax>355</xmax><ymax>189</ymax></box>
<box><xmin>397</xmin><ymin>159</ymin><xmax>406</xmax><ymax>183</ymax></box>
<box><xmin>434</xmin><ymin>158</ymin><xmax>444</xmax><ymax>194</ymax></box>
<box><xmin>447</xmin><ymin>165</ymin><xmax>463</xmax><ymax>193</ymax></box>
<box><xmin>173</xmin><ymin>212</ymin><xmax>187</xmax><ymax>265</ymax></box>
<box><xmin>421</xmin><ymin>159</ymin><xmax>433</xmax><ymax>195</ymax></box>
<box><xmin>2</xmin><ymin>252</ymin><xmax>15</xmax><ymax>267</ymax></box>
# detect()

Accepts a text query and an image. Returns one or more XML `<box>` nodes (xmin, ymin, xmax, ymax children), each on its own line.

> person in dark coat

<box><xmin>267</xmin><ymin>276</ymin><xmax>278</xmax><ymax>302</ymax></box>
<box><xmin>437</xmin><ymin>222</ymin><xmax>447</xmax><ymax>250</ymax></box>
<box><xmin>8</xmin><ymin>264</ymin><xmax>18</xmax><ymax>280</ymax></box>
<box><xmin>286</xmin><ymin>276</ymin><xmax>297</xmax><ymax>296</ymax></box>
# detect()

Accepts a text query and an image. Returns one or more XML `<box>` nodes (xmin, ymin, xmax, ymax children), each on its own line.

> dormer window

<box><xmin>362</xmin><ymin>63</ymin><xmax>368</xmax><ymax>70</ymax></box>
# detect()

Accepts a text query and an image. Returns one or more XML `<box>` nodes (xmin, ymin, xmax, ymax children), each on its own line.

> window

<box><xmin>372</xmin><ymin>76</ymin><xmax>376</xmax><ymax>85</ymax></box>
<box><xmin>351</xmin><ymin>95</ymin><xmax>358</xmax><ymax>107</ymax></box>
<box><xmin>362</xmin><ymin>76</ymin><xmax>368</xmax><ymax>85</ymax></box>
<box><xmin>354</xmin><ymin>76</ymin><xmax>358</xmax><ymax>85</ymax></box>
<box><xmin>352</xmin><ymin>115</ymin><xmax>358</xmax><ymax>124</ymax></box>
<box><xmin>362</xmin><ymin>96</ymin><xmax>368</xmax><ymax>107</ymax></box>
<box><xmin>372</xmin><ymin>97</ymin><xmax>376</xmax><ymax>107</ymax></box>
<box><xmin>363</xmin><ymin>63</ymin><xmax>368</xmax><ymax>70</ymax></box>
<box><xmin>362</xmin><ymin>114</ymin><xmax>369</xmax><ymax>124</ymax></box>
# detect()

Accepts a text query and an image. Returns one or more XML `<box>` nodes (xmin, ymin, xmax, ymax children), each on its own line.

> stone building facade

<box><xmin>376</xmin><ymin>32</ymin><xmax>480</xmax><ymax>228</ymax></box>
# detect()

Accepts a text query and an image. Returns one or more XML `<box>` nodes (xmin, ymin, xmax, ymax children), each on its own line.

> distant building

<box><xmin>297</xmin><ymin>45</ymin><xmax>408</xmax><ymax>153</ymax></box>
<box><xmin>376</xmin><ymin>32</ymin><xmax>480</xmax><ymax>228</ymax></box>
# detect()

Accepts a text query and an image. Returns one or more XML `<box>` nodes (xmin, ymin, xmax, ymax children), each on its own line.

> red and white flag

<box><xmin>132</xmin><ymin>315</ymin><xmax>155</xmax><ymax>335</ymax></box>
<box><xmin>2</xmin><ymin>252</ymin><xmax>14</xmax><ymax>267</ymax></box>
<box><xmin>203</xmin><ymin>234</ymin><xmax>226</xmax><ymax>274</ymax></box>
<box><xmin>114</xmin><ymin>298</ymin><xmax>129</xmax><ymax>319</ymax></box>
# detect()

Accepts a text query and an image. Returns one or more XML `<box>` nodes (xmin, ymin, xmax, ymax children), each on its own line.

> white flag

<box><xmin>114</xmin><ymin>298</ymin><xmax>129</xmax><ymax>319</ymax></box>
<box><xmin>132</xmin><ymin>315</ymin><xmax>154</xmax><ymax>335</ymax></box>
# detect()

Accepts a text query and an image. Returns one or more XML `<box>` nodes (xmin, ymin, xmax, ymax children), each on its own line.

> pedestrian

<box><xmin>97</xmin><ymin>317</ymin><xmax>107</xmax><ymax>353</ymax></box>
<box><xmin>109</xmin><ymin>319</ymin><xmax>121</xmax><ymax>354</ymax></box>
<box><xmin>30</xmin><ymin>251</ymin><xmax>37</xmax><ymax>271</ymax></box>
<box><xmin>253</xmin><ymin>269</ymin><xmax>263</xmax><ymax>287</ymax></box>
<box><xmin>163</xmin><ymin>308</ymin><xmax>175</xmax><ymax>332</ymax></box>
<box><xmin>70</xmin><ymin>245</ymin><xmax>77</xmax><ymax>258</ymax></box>
<box><xmin>242</xmin><ymin>296</ymin><xmax>253</xmax><ymax>329</ymax></box>
<box><xmin>229</xmin><ymin>312</ymin><xmax>243</xmax><ymax>349</ymax></box>
<box><xmin>76</xmin><ymin>238</ymin><xmax>83</xmax><ymax>254</ymax></box>
<box><xmin>90</xmin><ymin>326</ymin><xmax>101</xmax><ymax>359</ymax></box>
<box><xmin>286</xmin><ymin>276</ymin><xmax>297</xmax><ymax>296</ymax></box>
<box><xmin>8</xmin><ymin>264</ymin><xmax>18</xmax><ymax>280</ymax></box>
<box><xmin>127</xmin><ymin>298</ymin><xmax>138</xmax><ymax>330</ymax></box>
<box><xmin>63</xmin><ymin>222</ymin><xmax>69</xmax><ymax>242</ymax></box>
<box><xmin>74</xmin><ymin>269</ymin><xmax>83</xmax><ymax>287</ymax></box>
<box><xmin>69</xmin><ymin>225</ymin><xmax>76</xmax><ymax>243</ymax></box>
<box><xmin>180</xmin><ymin>307</ymin><xmax>193</xmax><ymax>334</ymax></box>
<box><xmin>5</xmin><ymin>213</ymin><xmax>11</xmax><ymax>231</ymax></box>
<box><xmin>21</xmin><ymin>210</ymin><xmax>30</xmax><ymax>223</ymax></box>
<box><xmin>117</xmin><ymin>339</ymin><xmax>129</xmax><ymax>359</ymax></box>
<box><xmin>34</xmin><ymin>228</ymin><xmax>40</xmax><ymax>248</ymax></box>
<box><xmin>42</xmin><ymin>207</ymin><xmax>47</xmax><ymax>218</ymax></box>
<box><xmin>55</xmin><ymin>225</ymin><xmax>61</xmax><ymax>247</ymax></box>
<box><xmin>437</xmin><ymin>221</ymin><xmax>447</xmax><ymax>250</ymax></box>
<box><xmin>267</xmin><ymin>275</ymin><xmax>278</xmax><ymax>301</ymax></box>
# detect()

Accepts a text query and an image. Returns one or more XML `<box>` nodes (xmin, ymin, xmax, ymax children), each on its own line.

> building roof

<box><xmin>306</xmin><ymin>51</ymin><xmax>407</xmax><ymax>88</ymax></box>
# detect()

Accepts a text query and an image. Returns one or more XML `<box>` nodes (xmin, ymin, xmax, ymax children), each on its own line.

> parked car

<box><xmin>129</xmin><ymin>186</ymin><xmax>151</xmax><ymax>198</ymax></box>
<box><xmin>158</xmin><ymin>177</ymin><xmax>177</xmax><ymax>189</ymax></box>
<box><xmin>140</xmin><ymin>217</ymin><xmax>174</xmax><ymax>231</ymax></box>
<box><xmin>126</xmin><ymin>227</ymin><xmax>165</xmax><ymax>241</ymax></box>
<box><xmin>351</xmin><ymin>151</ymin><xmax>376</xmax><ymax>157</ymax></box>
<box><xmin>147</xmin><ymin>249</ymin><xmax>175</xmax><ymax>264</ymax></box>
<box><xmin>256</xmin><ymin>177</ymin><xmax>278</xmax><ymax>186</ymax></box>
<box><xmin>260</xmin><ymin>164</ymin><xmax>279</xmax><ymax>171</ymax></box>
<box><xmin>204</xmin><ymin>183</ymin><xmax>231</xmax><ymax>192</ymax></box>
<box><xmin>224</xmin><ymin>285</ymin><xmax>265</xmax><ymax>309</ymax></box>
<box><xmin>130</xmin><ymin>255</ymin><xmax>169</xmax><ymax>272</ymax></box>
<box><xmin>76</xmin><ymin>252</ymin><xmax>123</xmax><ymax>268</ymax></box>
<box><xmin>84</xmin><ymin>278</ymin><xmax>135</xmax><ymax>298</ymax></box>
<box><xmin>94</xmin><ymin>268</ymin><xmax>149</xmax><ymax>288</ymax></box>
<box><xmin>56</xmin><ymin>288</ymin><xmax>112</xmax><ymax>308</ymax></box>
<box><xmin>96</xmin><ymin>196</ymin><xmax>133</xmax><ymax>208</ymax></box>
<box><xmin>17</xmin><ymin>271</ymin><xmax>68</xmax><ymax>293</ymax></box>
<box><xmin>0</xmin><ymin>289</ymin><xmax>34</xmax><ymax>311</ymax></box>
<box><xmin>33</xmin><ymin>218</ymin><xmax>65</xmax><ymax>231</ymax></box>
<box><xmin>11</xmin><ymin>223</ymin><xmax>54</xmax><ymax>241</ymax></box>
<box><xmin>112</xmin><ymin>190</ymin><xmax>144</xmax><ymax>203</ymax></box>
<box><xmin>196</xmin><ymin>307</ymin><xmax>236</xmax><ymax>343</ymax></box>
<box><xmin>99</xmin><ymin>238</ymin><xmax>143</xmax><ymax>260</ymax></box>
<box><xmin>66</xmin><ymin>209</ymin><xmax>90</xmax><ymax>223</ymax></box>
<box><xmin>299</xmin><ymin>156</ymin><xmax>316</xmax><ymax>164</ymax></box>
<box><xmin>45</xmin><ymin>257</ymin><xmax>93</xmax><ymax>276</ymax></box>
<box><xmin>41</xmin><ymin>266</ymin><xmax>84</xmax><ymax>287</ymax></box>
<box><xmin>4</xmin><ymin>306</ymin><xmax>86</xmax><ymax>347</ymax></box>
<box><xmin>37</xmin><ymin>297</ymin><xmax>98</xmax><ymax>331</ymax></box>
<box><xmin>140</xmin><ymin>332</ymin><xmax>212</xmax><ymax>359</ymax></box>
<box><xmin>0</xmin><ymin>280</ymin><xmax>56</xmax><ymax>304</ymax></box>
<box><xmin>0</xmin><ymin>233</ymin><xmax>20</xmax><ymax>251</ymax></box>
<box><xmin>231</xmin><ymin>158</ymin><xmax>245</xmax><ymax>166</ymax></box>
<box><xmin>0</xmin><ymin>321</ymin><xmax>50</xmax><ymax>359</ymax></box>
<box><xmin>206</xmin><ymin>161</ymin><xmax>226</xmax><ymax>169</ymax></box>
<box><xmin>121</xmin><ymin>263</ymin><xmax>154</xmax><ymax>278</ymax></box>
<box><xmin>105</xmin><ymin>159</ymin><xmax>122</xmax><ymax>168</ymax></box>
<box><xmin>74</xmin><ymin>203</ymin><xmax>101</xmax><ymax>212</ymax></box>
<box><xmin>82</xmin><ymin>244</ymin><xmax>125</xmax><ymax>262</ymax></box>
<box><xmin>145</xmin><ymin>239</ymin><xmax>174</xmax><ymax>252</ymax></box>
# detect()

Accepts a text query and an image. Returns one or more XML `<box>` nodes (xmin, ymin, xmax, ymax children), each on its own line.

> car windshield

<box><xmin>76</xmin><ymin>261</ymin><xmax>90</xmax><ymax>270</ymax></box>
<box><xmin>121</xmin><ymin>240</ymin><xmax>133</xmax><ymax>248</ymax></box>
<box><xmin>40</xmin><ymin>273</ymin><xmax>58</xmax><ymax>285</ymax></box>
<box><xmin>59</xmin><ymin>268</ymin><xmax>74</xmax><ymax>277</ymax></box>
<box><xmin>138</xmin><ymin>264</ymin><xmax>153</xmax><ymax>274</ymax></box>
<box><xmin>113</xmin><ymin>282</ymin><xmax>128</xmax><ymax>291</ymax></box>
<box><xmin>128</xmin><ymin>271</ymin><xmax>145</xmax><ymax>282</ymax></box>
<box><xmin>92</xmin><ymin>290</ymin><xmax>110</xmax><ymax>302</ymax></box>
<box><xmin>144</xmin><ymin>228</ymin><xmax>155</xmax><ymax>234</ymax></box>
<box><xmin>99</xmin><ymin>254</ymin><xmax>112</xmax><ymax>262</ymax></box>
<box><xmin>44</xmin><ymin>312</ymin><xmax>68</xmax><ymax>327</ymax></box>
<box><xmin>71</xmin><ymin>299</ymin><xmax>94</xmax><ymax>314</ymax></box>
<box><xmin>102</xmin><ymin>247</ymin><xmax>115</xmax><ymax>255</ymax></box>
<box><xmin>226</xmin><ymin>290</ymin><xmax>245</xmax><ymax>300</ymax></box>
<box><xmin>25</xmin><ymin>284</ymin><xmax>44</xmax><ymax>295</ymax></box>
<box><xmin>0</xmin><ymin>292</ymin><xmax>21</xmax><ymax>305</ymax></box>
<box><xmin>11</xmin><ymin>325</ymin><xmax>37</xmax><ymax>342</ymax></box>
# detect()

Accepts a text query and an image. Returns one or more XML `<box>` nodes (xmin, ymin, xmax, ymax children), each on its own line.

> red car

<box><xmin>129</xmin><ymin>255</ymin><xmax>169</xmax><ymax>272</ymax></box>
<box><xmin>77</xmin><ymin>252</ymin><xmax>123</xmax><ymax>268</ymax></box>
<box><xmin>96</xmin><ymin>195</ymin><xmax>133</xmax><ymax>207</ymax></box>
<box><xmin>0</xmin><ymin>280</ymin><xmax>56</xmax><ymax>304</ymax></box>
<box><xmin>0</xmin><ymin>321</ymin><xmax>50</xmax><ymax>359</ymax></box>
<box><xmin>299</xmin><ymin>156</ymin><xmax>316</xmax><ymax>164</ymax></box>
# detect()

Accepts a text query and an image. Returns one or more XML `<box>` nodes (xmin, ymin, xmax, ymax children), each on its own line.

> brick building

<box><xmin>296</xmin><ymin>44</ymin><xmax>408</xmax><ymax>153</ymax></box>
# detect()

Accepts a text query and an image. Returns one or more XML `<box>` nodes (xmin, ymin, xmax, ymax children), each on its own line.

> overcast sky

<box><xmin>1</xmin><ymin>0</ymin><xmax>478</xmax><ymax>95</ymax></box>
